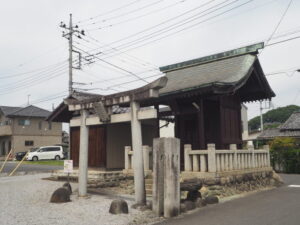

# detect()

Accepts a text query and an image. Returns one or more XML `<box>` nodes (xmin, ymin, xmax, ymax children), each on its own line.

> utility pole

<box><xmin>260</xmin><ymin>101</ymin><xmax>264</xmax><ymax>131</ymax></box>
<box><xmin>60</xmin><ymin>14</ymin><xmax>85</xmax><ymax>95</ymax></box>
<box><xmin>68</xmin><ymin>14</ymin><xmax>73</xmax><ymax>95</ymax></box>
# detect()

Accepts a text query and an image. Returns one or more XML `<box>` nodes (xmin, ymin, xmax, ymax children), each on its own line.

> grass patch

<box><xmin>24</xmin><ymin>160</ymin><xmax>64</xmax><ymax>166</ymax></box>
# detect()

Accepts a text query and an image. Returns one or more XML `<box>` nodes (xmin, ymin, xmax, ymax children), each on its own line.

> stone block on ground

<box><xmin>184</xmin><ymin>200</ymin><xmax>196</xmax><ymax>211</ymax></box>
<box><xmin>195</xmin><ymin>198</ymin><xmax>207</xmax><ymax>208</ymax></box>
<box><xmin>180</xmin><ymin>179</ymin><xmax>203</xmax><ymax>192</ymax></box>
<box><xmin>109</xmin><ymin>199</ymin><xmax>129</xmax><ymax>214</ymax></box>
<box><xmin>180</xmin><ymin>203</ymin><xmax>187</xmax><ymax>213</ymax></box>
<box><xmin>204</xmin><ymin>196</ymin><xmax>219</xmax><ymax>204</ymax></box>
<box><xmin>50</xmin><ymin>187</ymin><xmax>71</xmax><ymax>203</ymax></box>
<box><xmin>63</xmin><ymin>182</ymin><xmax>72</xmax><ymax>194</ymax></box>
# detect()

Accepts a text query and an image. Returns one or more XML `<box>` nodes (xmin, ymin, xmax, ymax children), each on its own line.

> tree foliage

<box><xmin>270</xmin><ymin>137</ymin><xmax>300</xmax><ymax>173</ymax></box>
<box><xmin>248</xmin><ymin>105</ymin><xmax>300</xmax><ymax>131</ymax></box>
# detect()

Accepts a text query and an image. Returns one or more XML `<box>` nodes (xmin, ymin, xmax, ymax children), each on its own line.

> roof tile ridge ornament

<box><xmin>159</xmin><ymin>42</ymin><xmax>264</xmax><ymax>73</ymax></box>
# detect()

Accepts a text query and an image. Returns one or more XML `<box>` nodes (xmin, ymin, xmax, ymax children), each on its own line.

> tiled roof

<box><xmin>279</xmin><ymin>112</ymin><xmax>300</xmax><ymax>130</ymax></box>
<box><xmin>258</xmin><ymin>128</ymin><xmax>300</xmax><ymax>139</ymax></box>
<box><xmin>0</xmin><ymin>105</ymin><xmax>50</xmax><ymax>118</ymax></box>
<box><xmin>159</xmin><ymin>54</ymin><xmax>256</xmax><ymax>96</ymax></box>
<box><xmin>0</xmin><ymin>106</ymin><xmax>22</xmax><ymax>116</ymax></box>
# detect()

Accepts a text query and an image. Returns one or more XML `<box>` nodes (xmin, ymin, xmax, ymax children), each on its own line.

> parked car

<box><xmin>15</xmin><ymin>152</ymin><xmax>26</xmax><ymax>161</ymax></box>
<box><xmin>15</xmin><ymin>148</ymin><xmax>38</xmax><ymax>161</ymax></box>
<box><xmin>26</xmin><ymin>146</ymin><xmax>64</xmax><ymax>161</ymax></box>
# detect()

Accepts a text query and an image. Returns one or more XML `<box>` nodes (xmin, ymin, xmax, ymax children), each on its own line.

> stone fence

<box><xmin>123</xmin><ymin>144</ymin><xmax>271</xmax><ymax>175</ymax></box>
<box><xmin>124</xmin><ymin>145</ymin><xmax>152</xmax><ymax>172</ymax></box>
<box><xmin>184</xmin><ymin>144</ymin><xmax>270</xmax><ymax>173</ymax></box>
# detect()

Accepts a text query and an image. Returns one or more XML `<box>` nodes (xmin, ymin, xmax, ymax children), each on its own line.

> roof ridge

<box><xmin>159</xmin><ymin>42</ymin><xmax>264</xmax><ymax>73</ymax></box>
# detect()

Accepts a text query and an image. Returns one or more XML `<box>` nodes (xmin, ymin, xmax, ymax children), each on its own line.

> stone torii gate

<box><xmin>65</xmin><ymin>77</ymin><xmax>167</xmax><ymax>204</ymax></box>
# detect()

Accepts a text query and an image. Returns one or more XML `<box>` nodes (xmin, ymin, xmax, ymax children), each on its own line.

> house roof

<box><xmin>0</xmin><ymin>105</ymin><xmax>50</xmax><ymax>118</ymax></box>
<box><xmin>279</xmin><ymin>111</ymin><xmax>300</xmax><ymax>130</ymax></box>
<box><xmin>258</xmin><ymin>112</ymin><xmax>300</xmax><ymax>139</ymax></box>
<box><xmin>258</xmin><ymin>128</ymin><xmax>300</xmax><ymax>139</ymax></box>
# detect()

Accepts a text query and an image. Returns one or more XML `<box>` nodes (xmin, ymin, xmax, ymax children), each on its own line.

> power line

<box><xmin>86</xmin><ymin>0</ymin><xmax>188</xmax><ymax>31</ymax></box>
<box><xmin>0</xmin><ymin>69</ymin><xmax>67</xmax><ymax>95</ymax></box>
<box><xmin>85</xmin><ymin>0</ymin><xmax>165</xmax><ymax>27</ymax></box>
<box><xmin>265</xmin><ymin>35</ymin><xmax>300</xmax><ymax>47</ymax></box>
<box><xmin>265</xmin><ymin>0</ymin><xmax>293</xmax><ymax>46</ymax></box>
<box><xmin>0</xmin><ymin>60</ymin><xmax>67</xmax><ymax>79</ymax></box>
<box><xmin>73</xmin><ymin>45</ymin><xmax>150</xmax><ymax>83</ymax></box>
<box><xmin>95</xmin><ymin>0</ymin><xmax>253</xmax><ymax>59</ymax></box>
<box><xmin>101</xmin><ymin>0</ymin><xmax>245</xmax><ymax>54</ymax></box>
<box><xmin>77</xmin><ymin>0</ymin><xmax>143</xmax><ymax>24</ymax></box>
<box><xmin>0</xmin><ymin>63</ymin><xmax>68</xmax><ymax>88</ymax></box>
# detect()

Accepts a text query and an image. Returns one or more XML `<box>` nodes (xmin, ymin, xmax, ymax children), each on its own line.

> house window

<box><xmin>48</xmin><ymin>122</ymin><xmax>52</xmax><ymax>130</ymax></box>
<box><xmin>18</xmin><ymin>119</ymin><xmax>30</xmax><ymax>126</ymax></box>
<box><xmin>25</xmin><ymin>141</ymin><xmax>34</xmax><ymax>146</ymax></box>
<box><xmin>38</xmin><ymin>121</ymin><xmax>42</xmax><ymax>130</ymax></box>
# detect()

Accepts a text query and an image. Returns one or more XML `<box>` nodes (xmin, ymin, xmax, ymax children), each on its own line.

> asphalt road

<box><xmin>156</xmin><ymin>174</ymin><xmax>300</xmax><ymax>225</ymax></box>
<box><xmin>0</xmin><ymin>161</ymin><xmax>63</xmax><ymax>174</ymax></box>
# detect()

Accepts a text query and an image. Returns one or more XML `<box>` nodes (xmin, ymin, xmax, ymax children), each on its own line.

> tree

<box><xmin>248</xmin><ymin>105</ymin><xmax>300</xmax><ymax>131</ymax></box>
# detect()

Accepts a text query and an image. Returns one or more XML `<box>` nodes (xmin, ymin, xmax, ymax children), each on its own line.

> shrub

<box><xmin>270</xmin><ymin>137</ymin><xmax>300</xmax><ymax>173</ymax></box>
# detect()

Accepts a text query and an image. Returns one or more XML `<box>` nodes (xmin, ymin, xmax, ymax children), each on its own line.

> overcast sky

<box><xmin>0</xmin><ymin>0</ymin><xmax>300</xmax><ymax>121</ymax></box>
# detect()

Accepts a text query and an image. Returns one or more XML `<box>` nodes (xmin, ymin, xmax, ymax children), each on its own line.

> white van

<box><xmin>26</xmin><ymin>146</ymin><xmax>64</xmax><ymax>161</ymax></box>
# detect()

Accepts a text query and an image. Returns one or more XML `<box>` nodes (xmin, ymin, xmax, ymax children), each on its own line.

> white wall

<box><xmin>106</xmin><ymin>120</ymin><xmax>157</xmax><ymax>169</ymax></box>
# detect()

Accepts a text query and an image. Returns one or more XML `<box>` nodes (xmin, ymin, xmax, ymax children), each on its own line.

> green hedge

<box><xmin>271</xmin><ymin>149</ymin><xmax>300</xmax><ymax>173</ymax></box>
<box><xmin>269</xmin><ymin>137</ymin><xmax>300</xmax><ymax>173</ymax></box>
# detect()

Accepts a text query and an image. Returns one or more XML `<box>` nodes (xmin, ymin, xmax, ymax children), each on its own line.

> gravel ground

<box><xmin>0</xmin><ymin>174</ymin><xmax>159</xmax><ymax>225</ymax></box>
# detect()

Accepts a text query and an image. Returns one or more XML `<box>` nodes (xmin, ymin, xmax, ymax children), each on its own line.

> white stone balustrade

<box><xmin>124</xmin><ymin>145</ymin><xmax>152</xmax><ymax>171</ymax></box>
<box><xmin>184</xmin><ymin>144</ymin><xmax>271</xmax><ymax>173</ymax></box>
<box><xmin>124</xmin><ymin>144</ymin><xmax>271</xmax><ymax>174</ymax></box>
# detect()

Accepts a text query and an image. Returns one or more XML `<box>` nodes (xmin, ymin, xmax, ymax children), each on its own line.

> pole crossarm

<box><xmin>65</xmin><ymin>76</ymin><xmax>168</xmax><ymax>111</ymax></box>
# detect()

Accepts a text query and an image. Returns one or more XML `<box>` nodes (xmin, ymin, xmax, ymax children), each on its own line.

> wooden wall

<box><xmin>70</xmin><ymin>125</ymin><xmax>106</xmax><ymax>168</ymax></box>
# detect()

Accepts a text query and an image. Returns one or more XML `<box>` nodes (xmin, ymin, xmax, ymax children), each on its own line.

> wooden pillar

<box><xmin>130</xmin><ymin>101</ymin><xmax>146</xmax><ymax>205</ymax></box>
<box><xmin>78</xmin><ymin>109</ymin><xmax>89</xmax><ymax>197</ymax></box>
<box><xmin>198</xmin><ymin>100</ymin><xmax>206</xmax><ymax>149</ymax></box>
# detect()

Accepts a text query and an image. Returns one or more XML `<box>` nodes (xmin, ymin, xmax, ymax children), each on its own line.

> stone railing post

<box><xmin>248</xmin><ymin>145</ymin><xmax>255</xmax><ymax>168</ymax></box>
<box><xmin>143</xmin><ymin>145</ymin><xmax>150</xmax><ymax>171</ymax></box>
<box><xmin>184</xmin><ymin>144</ymin><xmax>192</xmax><ymax>171</ymax></box>
<box><xmin>125</xmin><ymin>146</ymin><xmax>131</xmax><ymax>170</ymax></box>
<box><xmin>207</xmin><ymin>144</ymin><xmax>216</xmax><ymax>173</ymax></box>
<box><xmin>263</xmin><ymin>145</ymin><xmax>270</xmax><ymax>167</ymax></box>
<box><xmin>230</xmin><ymin>144</ymin><xmax>237</xmax><ymax>170</ymax></box>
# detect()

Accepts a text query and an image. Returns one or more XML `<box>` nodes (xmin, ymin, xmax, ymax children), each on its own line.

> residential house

<box><xmin>258</xmin><ymin>111</ymin><xmax>300</xmax><ymax>140</ymax></box>
<box><xmin>0</xmin><ymin>105</ymin><xmax>62</xmax><ymax>156</ymax></box>
<box><xmin>48</xmin><ymin>43</ymin><xmax>275</xmax><ymax>172</ymax></box>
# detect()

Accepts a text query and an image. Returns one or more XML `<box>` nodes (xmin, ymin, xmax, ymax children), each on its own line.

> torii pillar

<box><xmin>130</xmin><ymin>100</ymin><xmax>146</xmax><ymax>205</ymax></box>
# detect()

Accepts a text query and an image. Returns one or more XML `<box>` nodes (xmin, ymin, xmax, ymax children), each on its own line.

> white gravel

<box><xmin>0</xmin><ymin>174</ymin><xmax>158</xmax><ymax>225</ymax></box>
